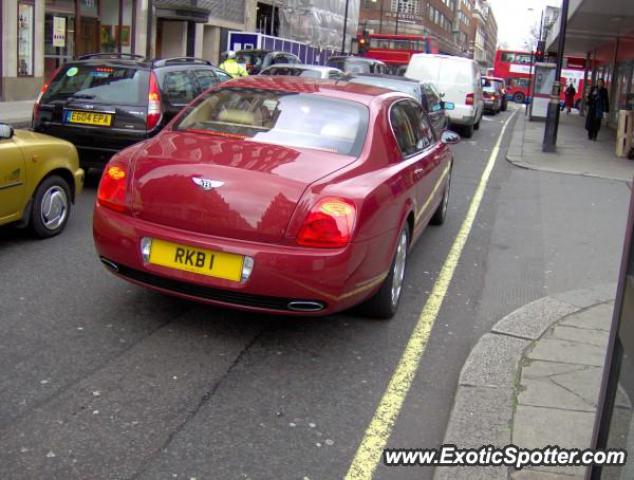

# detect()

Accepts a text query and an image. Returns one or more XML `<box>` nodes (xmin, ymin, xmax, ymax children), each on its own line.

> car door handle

<box><xmin>414</xmin><ymin>168</ymin><xmax>425</xmax><ymax>178</ymax></box>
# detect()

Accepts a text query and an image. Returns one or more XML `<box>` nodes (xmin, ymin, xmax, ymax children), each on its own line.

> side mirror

<box><xmin>0</xmin><ymin>124</ymin><xmax>14</xmax><ymax>140</ymax></box>
<box><xmin>442</xmin><ymin>101</ymin><xmax>455</xmax><ymax>111</ymax></box>
<box><xmin>441</xmin><ymin>130</ymin><xmax>461</xmax><ymax>145</ymax></box>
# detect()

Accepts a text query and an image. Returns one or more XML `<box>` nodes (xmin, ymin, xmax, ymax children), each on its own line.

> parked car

<box><xmin>405</xmin><ymin>54</ymin><xmax>484</xmax><ymax>138</ymax></box>
<box><xmin>481</xmin><ymin>76</ymin><xmax>503</xmax><ymax>114</ymax></box>
<box><xmin>93</xmin><ymin>76</ymin><xmax>460</xmax><ymax>319</ymax></box>
<box><xmin>490</xmin><ymin>76</ymin><xmax>508</xmax><ymax>111</ymax></box>
<box><xmin>259</xmin><ymin>64</ymin><xmax>343</xmax><ymax>79</ymax></box>
<box><xmin>33</xmin><ymin>54</ymin><xmax>232</xmax><ymax>169</ymax></box>
<box><xmin>0</xmin><ymin>123</ymin><xmax>83</xmax><ymax>237</ymax></box>
<box><xmin>326</xmin><ymin>56</ymin><xmax>389</xmax><ymax>74</ymax></box>
<box><xmin>482</xmin><ymin>76</ymin><xmax>507</xmax><ymax>113</ymax></box>
<box><xmin>235</xmin><ymin>50</ymin><xmax>301</xmax><ymax>75</ymax></box>
<box><xmin>347</xmin><ymin>73</ymin><xmax>453</xmax><ymax>134</ymax></box>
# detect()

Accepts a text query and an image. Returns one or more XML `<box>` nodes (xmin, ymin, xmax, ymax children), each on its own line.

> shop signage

<box><xmin>53</xmin><ymin>16</ymin><xmax>66</xmax><ymax>48</ymax></box>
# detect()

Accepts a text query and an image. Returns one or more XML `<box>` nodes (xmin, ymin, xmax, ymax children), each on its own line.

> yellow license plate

<box><xmin>148</xmin><ymin>239</ymin><xmax>244</xmax><ymax>282</ymax></box>
<box><xmin>66</xmin><ymin>110</ymin><xmax>113</xmax><ymax>126</ymax></box>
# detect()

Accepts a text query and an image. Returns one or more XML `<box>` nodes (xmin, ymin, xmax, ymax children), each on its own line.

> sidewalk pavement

<box><xmin>0</xmin><ymin>100</ymin><xmax>35</xmax><ymax>128</ymax></box>
<box><xmin>434</xmin><ymin>284</ymin><xmax>630</xmax><ymax>480</ymax></box>
<box><xmin>507</xmin><ymin>108</ymin><xmax>634</xmax><ymax>183</ymax></box>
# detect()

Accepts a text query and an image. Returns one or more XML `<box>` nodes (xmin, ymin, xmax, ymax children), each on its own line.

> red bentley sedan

<box><xmin>93</xmin><ymin>76</ymin><xmax>459</xmax><ymax>318</ymax></box>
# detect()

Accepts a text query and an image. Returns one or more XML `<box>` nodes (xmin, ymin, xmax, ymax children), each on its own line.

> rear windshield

<box><xmin>349</xmin><ymin>77</ymin><xmax>421</xmax><ymax>103</ymax></box>
<box><xmin>407</xmin><ymin>57</ymin><xmax>471</xmax><ymax>85</ymax></box>
<box><xmin>262</xmin><ymin>67</ymin><xmax>322</xmax><ymax>79</ymax></box>
<box><xmin>236</xmin><ymin>52</ymin><xmax>265</xmax><ymax>68</ymax></box>
<box><xmin>175</xmin><ymin>88</ymin><xmax>369</xmax><ymax>156</ymax></box>
<box><xmin>327</xmin><ymin>58</ymin><xmax>371</xmax><ymax>74</ymax></box>
<box><xmin>42</xmin><ymin>64</ymin><xmax>149</xmax><ymax>106</ymax></box>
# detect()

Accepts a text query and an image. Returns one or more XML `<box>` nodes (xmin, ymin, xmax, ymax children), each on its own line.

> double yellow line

<box><xmin>345</xmin><ymin>111</ymin><xmax>517</xmax><ymax>480</ymax></box>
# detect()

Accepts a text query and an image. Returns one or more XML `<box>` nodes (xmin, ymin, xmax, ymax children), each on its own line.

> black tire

<box><xmin>358</xmin><ymin>226</ymin><xmax>410</xmax><ymax>319</ymax></box>
<box><xmin>462</xmin><ymin>124</ymin><xmax>474</xmax><ymax>138</ymax></box>
<box><xmin>474</xmin><ymin>117</ymin><xmax>481</xmax><ymax>130</ymax></box>
<box><xmin>29</xmin><ymin>175</ymin><xmax>72</xmax><ymax>238</ymax></box>
<box><xmin>430</xmin><ymin>162</ymin><xmax>452</xmax><ymax>226</ymax></box>
<box><xmin>513</xmin><ymin>92</ymin><xmax>525</xmax><ymax>104</ymax></box>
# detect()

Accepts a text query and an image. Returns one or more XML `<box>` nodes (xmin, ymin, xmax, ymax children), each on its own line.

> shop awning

<box><xmin>154</xmin><ymin>0</ymin><xmax>214</xmax><ymax>22</ymax></box>
<box><xmin>546</xmin><ymin>0</ymin><xmax>634</xmax><ymax>56</ymax></box>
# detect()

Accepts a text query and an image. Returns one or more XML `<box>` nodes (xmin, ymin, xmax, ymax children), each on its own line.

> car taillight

<box><xmin>33</xmin><ymin>66</ymin><xmax>61</xmax><ymax>124</ymax></box>
<box><xmin>97</xmin><ymin>161</ymin><xmax>129</xmax><ymax>213</ymax></box>
<box><xmin>297</xmin><ymin>198</ymin><xmax>356</xmax><ymax>248</ymax></box>
<box><xmin>466</xmin><ymin>93</ymin><xmax>474</xmax><ymax>106</ymax></box>
<box><xmin>147</xmin><ymin>71</ymin><xmax>162</xmax><ymax>131</ymax></box>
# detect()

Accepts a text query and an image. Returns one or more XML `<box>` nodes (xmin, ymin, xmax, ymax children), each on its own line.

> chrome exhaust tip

<box><xmin>287</xmin><ymin>301</ymin><xmax>325</xmax><ymax>312</ymax></box>
<box><xmin>100</xmin><ymin>257</ymin><xmax>119</xmax><ymax>273</ymax></box>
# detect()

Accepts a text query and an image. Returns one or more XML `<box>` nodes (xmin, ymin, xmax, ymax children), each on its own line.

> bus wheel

<box><xmin>513</xmin><ymin>92</ymin><xmax>525</xmax><ymax>103</ymax></box>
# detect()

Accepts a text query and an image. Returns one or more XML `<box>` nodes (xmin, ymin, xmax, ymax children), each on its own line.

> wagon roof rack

<box><xmin>77</xmin><ymin>53</ymin><xmax>146</xmax><ymax>61</ymax></box>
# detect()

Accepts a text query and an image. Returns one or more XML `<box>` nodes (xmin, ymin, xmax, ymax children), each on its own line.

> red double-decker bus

<box><xmin>357</xmin><ymin>33</ymin><xmax>439</xmax><ymax>72</ymax></box>
<box><xmin>493</xmin><ymin>49</ymin><xmax>586</xmax><ymax>107</ymax></box>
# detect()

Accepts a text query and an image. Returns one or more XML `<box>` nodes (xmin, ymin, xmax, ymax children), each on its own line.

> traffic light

<box><xmin>359</xmin><ymin>30</ymin><xmax>370</xmax><ymax>54</ymax></box>
<box><xmin>535</xmin><ymin>40</ymin><xmax>545</xmax><ymax>62</ymax></box>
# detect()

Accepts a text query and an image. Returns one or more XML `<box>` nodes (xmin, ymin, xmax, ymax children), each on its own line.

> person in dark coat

<box><xmin>565</xmin><ymin>83</ymin><xmax>576</xmax><ymax>113</ymax></box>
<box><xmin>585</xmin><ymin>79</ymin><xmax>609</xmax><ymax>140</ymax></box>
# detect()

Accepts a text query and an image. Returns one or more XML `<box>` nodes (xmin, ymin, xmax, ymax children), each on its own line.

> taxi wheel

<box><xmin>30</xmin><ymin>175</ymin><xmax>71</xmax><ymax>238</ymax></box>
<box><xmin>359</xmin><ymin>226</ymin><xmax>410</xmax><ymax>320</ymax></box>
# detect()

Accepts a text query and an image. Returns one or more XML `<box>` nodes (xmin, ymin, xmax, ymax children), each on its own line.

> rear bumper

<box><xmin>447</xmin><ymin>104</ymin><xmax>477</xmax><ymax>126</ymax></box>
<box><xmin>483</xmin><ymin>99</ymin><xmax>500</xmax><ymax>110</ymax></box>
<box><xmin>93</xmin><ymin>205</ymin><xmax>395</xmax><ymax>316</ymax></box>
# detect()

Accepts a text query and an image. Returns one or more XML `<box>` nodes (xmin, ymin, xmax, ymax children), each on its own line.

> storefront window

<box><xmin>18</xmin><ymin>2</ymin><xmax>35</xmax><ymax>76</ymax></box>
<box><xmin>119</xmin><ymin>0</ymin><xmax>134</xmax><ymax>54</ymax></box>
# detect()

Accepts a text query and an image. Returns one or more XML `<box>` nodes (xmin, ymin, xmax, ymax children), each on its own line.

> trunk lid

<box><xmin>130</xmin><ymin>131</ymin><xmax>356</xmax><ymax>243</ymax></box>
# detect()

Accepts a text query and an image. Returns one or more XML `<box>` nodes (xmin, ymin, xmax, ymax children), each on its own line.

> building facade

<box><xmin>469</xmin><ymin>0</ymin><xmax>496</xmax><ymax>69</ymax></box>
<box><xmin>358</xmin><ymin>0</ymin><xmax>496</xmax><ymax>61</ymax></box>
<box><xmin>358</xmin><ymin>0</ymin><xmax>463</xmax><ymax>55</ymax></box>
<box><xmin>1</xmin><ymin>0</ymin><xmax>254</xmax><ymax>101</ymax></box>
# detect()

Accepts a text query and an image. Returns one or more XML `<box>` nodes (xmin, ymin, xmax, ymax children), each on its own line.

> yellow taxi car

<box><xmin>0</xmin><ymin>123</ymin><xmax>83</xmax><ymax>237</ymax></box>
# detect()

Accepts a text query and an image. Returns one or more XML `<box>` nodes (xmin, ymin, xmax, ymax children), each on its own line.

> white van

<box><xmin>405</xmin><ymin>54</ymin><xmax>484</xmax><ymax>138</ymax></box>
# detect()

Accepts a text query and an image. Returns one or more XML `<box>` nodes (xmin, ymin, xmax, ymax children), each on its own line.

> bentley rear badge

<box><xmin>192</xmin><ymin>177</ymin><xmax>224</xmax><ymax>191</ymax></box>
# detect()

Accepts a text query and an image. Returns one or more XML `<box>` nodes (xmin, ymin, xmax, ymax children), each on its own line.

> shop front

<box><xmin>44</xmin><ymin>0</ymin><xmax>138</xmax><ymax>80</ymax></box>
<box><xmin>0</xmin><ymin>0</ymin><xmax>142</xmax><ymax>101</ymax></box>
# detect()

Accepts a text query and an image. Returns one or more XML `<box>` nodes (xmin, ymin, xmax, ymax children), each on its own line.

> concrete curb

<box><xmin>433</xmin><ymin>284</ymin><xmax>616</xmax><ymax>480</ymax></box>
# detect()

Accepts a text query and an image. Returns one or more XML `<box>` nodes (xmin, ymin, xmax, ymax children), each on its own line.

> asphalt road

<box><xmin>0</xmin><ymin>106</ymin><xmax>629</xmax><ymax>480</ymax></box>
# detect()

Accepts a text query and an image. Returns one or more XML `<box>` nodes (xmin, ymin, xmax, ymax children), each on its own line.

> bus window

<box><xmin>516</xmin><ymin>54</ymin><xmax>532</xmax><ymax>64</ymax></box>
<box><xmin>501</xmin><ymin>52</ymin><xmax>515</xmax><ymax>63</ymax></box>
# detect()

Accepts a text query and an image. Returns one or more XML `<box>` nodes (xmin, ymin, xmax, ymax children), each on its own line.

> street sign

<box><xmin>53</xmin><ymin>17</ymin><xmax>66</xmax><ymax>48</ymax></box>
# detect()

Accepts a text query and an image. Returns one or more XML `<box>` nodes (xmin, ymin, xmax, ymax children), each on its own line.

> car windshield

<box><xmin>349</xmin><ymin>77</ymin><xmax>422</xmax><ymax>103</ymax></box>
<box><xmin>42</xmin><ymin>64</ymin><xmax>149</xmax><ymax>106</ymax></box>
<box><xmin>175</xmin><ymin>88</ymin><xmax>369</xmax><ymax>156</ymax></box>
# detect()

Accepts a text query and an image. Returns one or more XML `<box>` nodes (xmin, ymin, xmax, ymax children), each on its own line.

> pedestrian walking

<box><xmin>565</xmin><ymin>83</ymin><xmax>576</xmax><ymax>113</ymax></box>
<box><xmin>219</xmin><ymin>51</ymin><xmax>249</xmax><ymax>79</ymax></box>
<box><xmin>585</xmin><ymin>79</ymin><xmax>609</xmax><ymax>141</ymax></box>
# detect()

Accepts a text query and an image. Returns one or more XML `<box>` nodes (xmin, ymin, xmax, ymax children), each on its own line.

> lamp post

<box><xmin>342</xmin><ymin>0</ymin><xmax>351</xmax><ymax>54</ymax></box>
<box><xmin>542</xmin><ymin>0</ymin><xmax>570</xmax><ymax>152</ymax></box>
